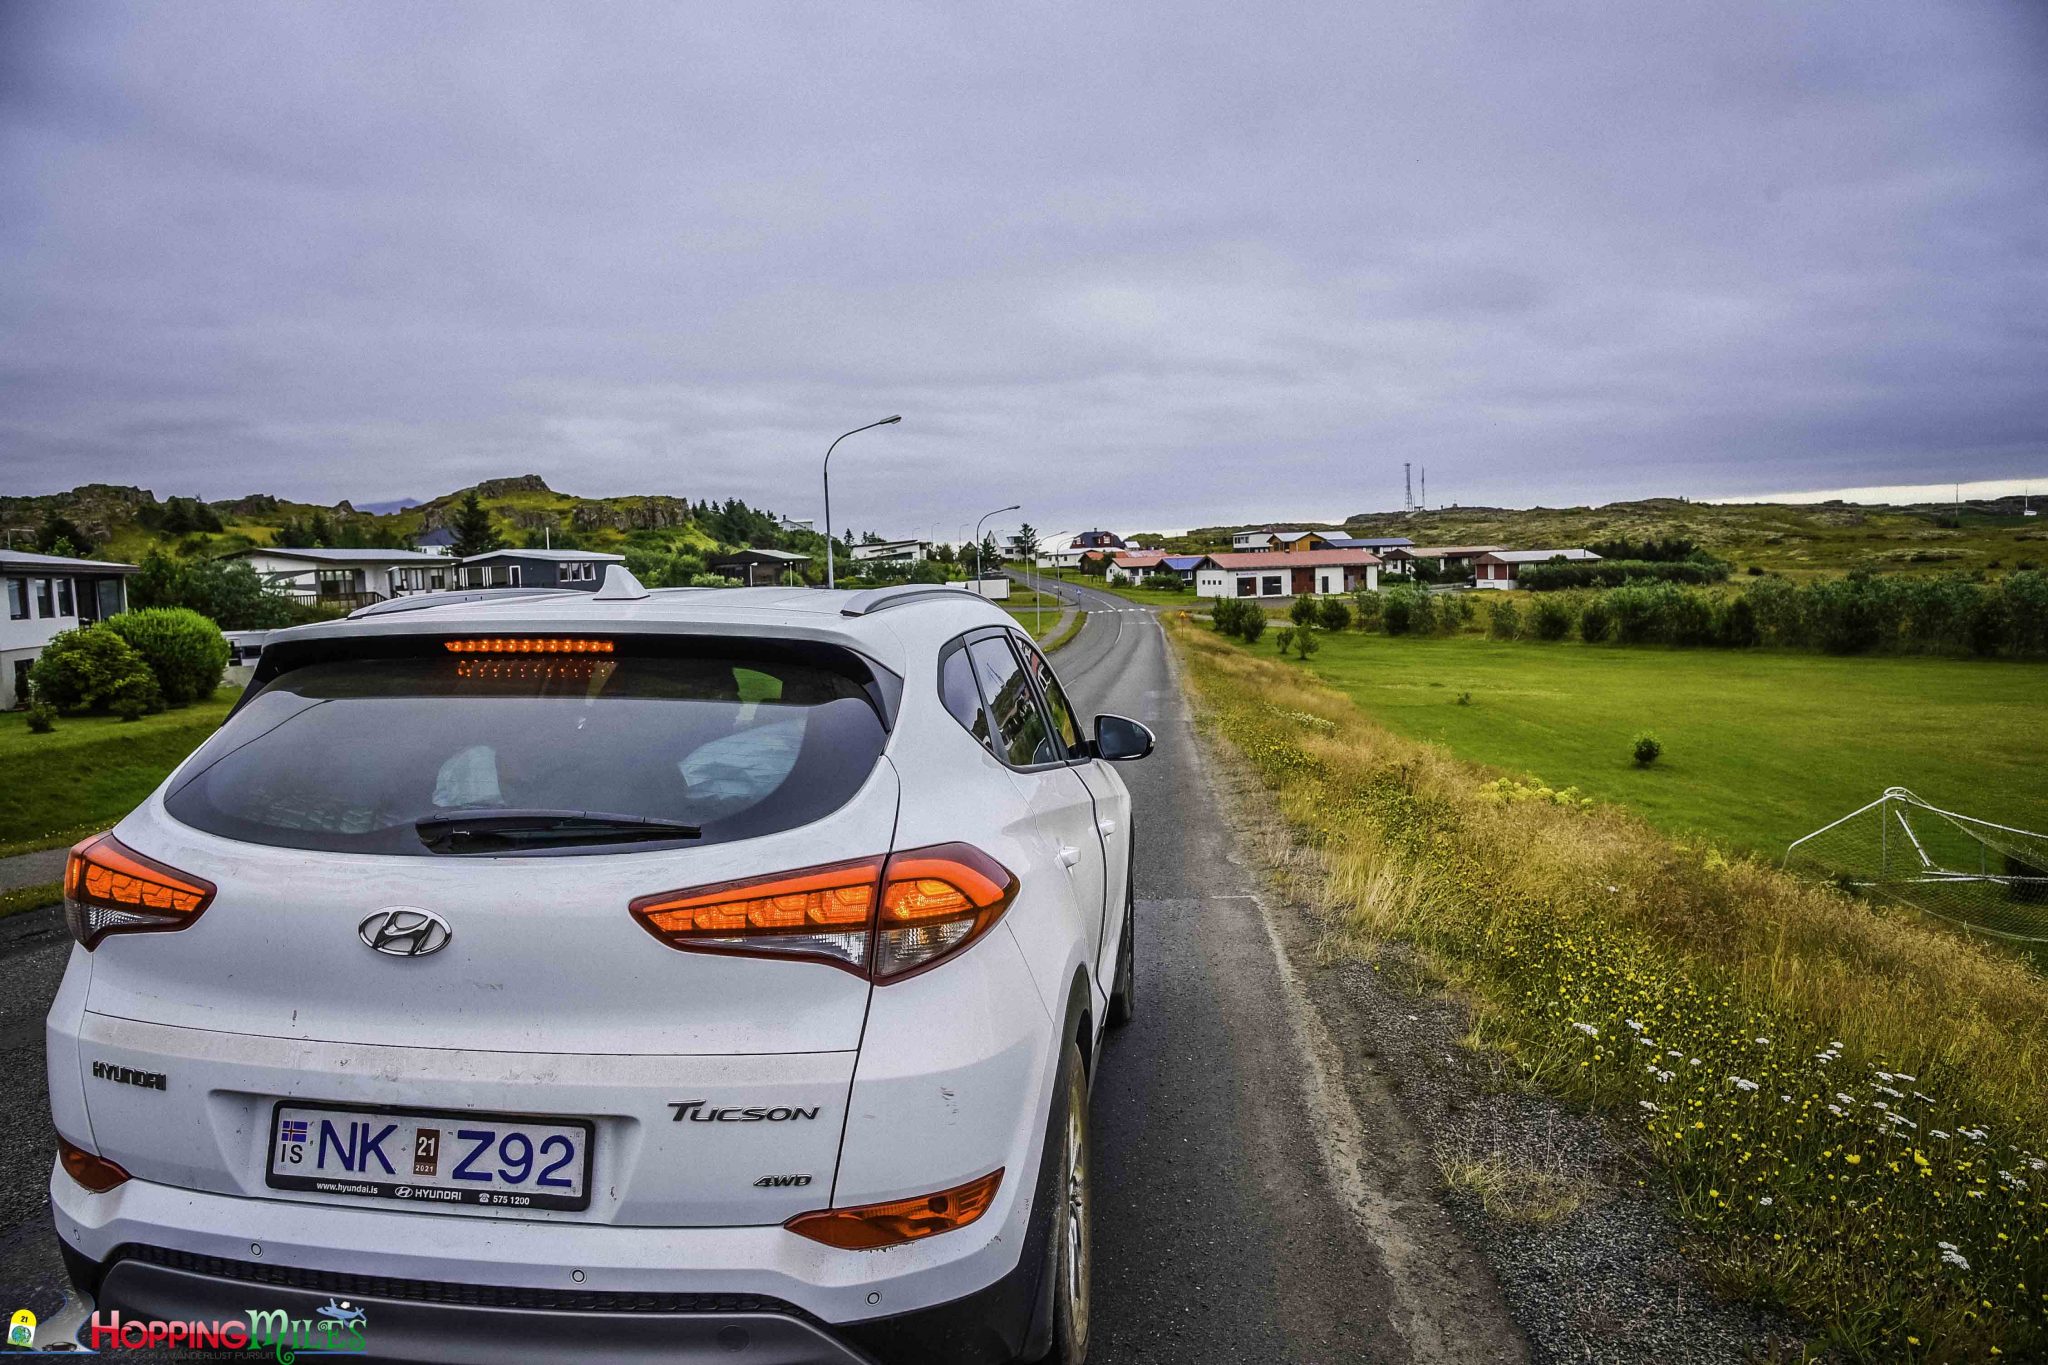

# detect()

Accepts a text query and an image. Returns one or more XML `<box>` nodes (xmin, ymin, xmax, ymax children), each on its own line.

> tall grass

<box><xmin>1169</xmin><ymin>617</ymin><xmax>2048</xmax><ymax>1360</ymax></box>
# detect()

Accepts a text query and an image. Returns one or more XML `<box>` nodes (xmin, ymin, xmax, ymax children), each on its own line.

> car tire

<box><xmin>1042</xmin><ymin>1036</ymin><xmax>1092</xmax><ymax>1364</ymax></box>
<box><xmin>1106</xmin><ymin>885</ymin><xmax>1135</xmax><ymax>1029</ymax></box>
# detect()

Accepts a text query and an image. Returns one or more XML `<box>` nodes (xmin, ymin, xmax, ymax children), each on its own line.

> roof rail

<box><xmin>839</xmin><ymin>584</ymin><xmax>987</xmax><ymax>618</ymax></box>
<box><xmin>348</xmin><ymin>588</ymin><xmax>574</xmax><ymax>618</ymax></box>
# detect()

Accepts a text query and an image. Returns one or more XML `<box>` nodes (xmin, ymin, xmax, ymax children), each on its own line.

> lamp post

<box><xmin>973</xmin><ymin>504</ymin><xmax>1021</xmax><ymax>593</ymax></box>
<box><xmin>823</xmin><ymin>415</ymin><xmax>902</xmax><ymax>589</ymax></box>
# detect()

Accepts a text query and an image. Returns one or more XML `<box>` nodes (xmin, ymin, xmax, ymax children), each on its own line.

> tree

<box><xmin>1009</xmin><ymin>523</ymin><xmax>1043</xmax><ymax>566</ymax></box>
<box><xmin>448</xmin><ymin>491</ymin><xmax>503</xmax><ymax>558</ymax></box>
<box><xmin>37</xmin><ymin>513</ymin><xmax>94</xmax><ymax>556</ymax></box>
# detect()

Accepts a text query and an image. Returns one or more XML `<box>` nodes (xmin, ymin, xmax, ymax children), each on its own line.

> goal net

<box><xmin>1785</xmin><ymin>787</ymin><xmax>2048</xmax><ymax>943</ymax></box>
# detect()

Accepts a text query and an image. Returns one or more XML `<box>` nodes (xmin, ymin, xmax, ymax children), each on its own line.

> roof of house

<box><xmin>0</xmin><ymin>549</ymin><xmax>139</xmax><ymax>574</ymax></box>
<box><xmin>1479</xmin><ymin>548</ymin><xmax>1603</xmax><ymax>564</ymax></box>
<box><xmin>1199</xmin><ymin>549</ymin><xmax>1383</xmax><ymax>569</ymax></box>
<box><xmin>1160</xmin><ymin>555</ymin><xmax>1205</xmax><ymax>571</ymax></box>
<box><xmin>711</xmin><ymin>548</ymin><xmax>811</xmax><ymax>564</ymax></box>
<box><xmin>1111</xmin><ymin>551</ymin><xmax>1168</xmax><ymax>567</ymax></box>
<box><xmin>1384</xmin><ymin>544</ymin><xmax>1508</xmax><ymax>558</ymax></box>
<box><xmin>1325</xmin><ymin>535</ymin><xmax>1414</xmax><ymax>550</ymax></box>
<box><xmin>230</xmin><ymin>547</ymin><xmax>447</xmax><ymax>564</ymax></box>
<box><xmin>413</xmin><ymin>526</ymin><xmax>459</xmax><ymax>546</ymax></box>
<box><xmin>459</xmin><ymin>549</ymin><xmax>626</xmax><ymax>563</ymax></box>
<box><xmin>851</xmin><ymin>539</ymin><xmax>928</xmax><ymax>551</ymax></box>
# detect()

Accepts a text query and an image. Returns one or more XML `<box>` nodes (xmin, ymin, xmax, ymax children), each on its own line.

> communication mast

<box><xmin>1404</xmin><ymin>463</ymin><xmax>1413</xmax><ymax>513</ymax></box>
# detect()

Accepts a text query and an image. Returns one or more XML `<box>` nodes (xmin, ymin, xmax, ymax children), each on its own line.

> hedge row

<box><xmin>1515</xmin><ymin>557</ymin><xmax>1733</xmax><ymax>591</ymax></box>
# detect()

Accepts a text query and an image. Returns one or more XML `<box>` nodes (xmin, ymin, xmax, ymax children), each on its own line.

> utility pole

<box><xmin>1420</xmin><ymin>467</ymin><xmax>1426</xmax><ymax>511</ymax></box>
<box><xmin>1404</xmin><ymin>463</ymin><xmax>1414</xmax><ymax>513</ymax></box>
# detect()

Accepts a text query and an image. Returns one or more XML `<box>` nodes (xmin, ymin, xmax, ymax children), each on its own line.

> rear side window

<box><xmin>965</xmin><ymin>636</ymin><xmax>1057</xmax><ymax>767</ymax></box>
<box><xmin>165</xmin><ymin>650</ymin><xmax>888</xmax><ymax>855</ymax></box>
<box><xmin>939</xmin><ymin>644</ymin><xmax>994</xmax><ymax>751</ymax></box>
<box><xmin>1019</xmin><ymin>643</ymin><xmax>1084</xmax><ymax>758</ymax></box>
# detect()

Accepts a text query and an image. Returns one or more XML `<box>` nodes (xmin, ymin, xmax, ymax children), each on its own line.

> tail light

<box><xmin>64</xmin><ymin>834</ymin><xmax>215</xmax><ymax>951</ymax></box>
<box><xmin>785</xmin><ymin>1169</ymin><xmax>1003</xmax><ymax>1250</ymax></box>
<box><xmin>58</xmin><ymin>1136</ymin><xmax>131</xmax><ymax>1193</ymax></box>
<box><xmin>631</xmin><ymin>843</ymin><xmax>1017</xmax><ymax>982</ymax></box>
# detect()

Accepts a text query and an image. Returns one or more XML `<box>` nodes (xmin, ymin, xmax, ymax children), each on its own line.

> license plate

<box><xmin>266</xmin><ymin>1101</ymin><xmax>594</xmax><ymax>1212</ymax></box>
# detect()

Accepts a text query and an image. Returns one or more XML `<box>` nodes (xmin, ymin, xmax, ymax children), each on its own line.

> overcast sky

<box><xmin>3</xmin><ymin>2</ymin><xmax>2045</xmax><ymax>535</ymax></box>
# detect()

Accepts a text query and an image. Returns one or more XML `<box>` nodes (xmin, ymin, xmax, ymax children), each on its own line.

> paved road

<box><xmin>0</xmin><ymin>584</ymin><xmax>1523</xmax><ymax>1361</ymax></box>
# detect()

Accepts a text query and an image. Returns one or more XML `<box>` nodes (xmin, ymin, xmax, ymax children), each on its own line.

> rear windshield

<box><xmin>164</xmin><ymin>650</ymin><xmax>888</xmax><ymax>856</ymax></box>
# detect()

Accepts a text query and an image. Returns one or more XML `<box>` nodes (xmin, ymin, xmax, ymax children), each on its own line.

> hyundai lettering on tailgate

<box><xmin>267</xmin><ymin>1102</ymin><xmax>593</xmax><ymax>1211</ymax></box>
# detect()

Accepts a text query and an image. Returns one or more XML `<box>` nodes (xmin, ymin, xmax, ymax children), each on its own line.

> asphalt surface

<box><xmin>0</xmin><ymin>582</ymin><xmax>1523</xmax><ymax>1361</ymax></box>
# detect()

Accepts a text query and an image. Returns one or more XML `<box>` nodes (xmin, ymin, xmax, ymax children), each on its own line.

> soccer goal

<box><xmin>1785</xmin><ymin>787</ymin><xmax>2048</xmax><ymax>943</ymax></box>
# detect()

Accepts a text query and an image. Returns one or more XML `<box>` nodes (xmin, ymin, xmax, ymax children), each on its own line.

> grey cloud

<box><xmin>2</xmin><ymin>0</ymin><xmax>2045</xmax><ymax>531</ymax></box>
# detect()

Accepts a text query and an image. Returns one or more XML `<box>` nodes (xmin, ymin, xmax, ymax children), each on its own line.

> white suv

<box><xmin>45</xmin><ymin>576</ymin><xmax>1151</xmax><ymax>1365</ymax></box>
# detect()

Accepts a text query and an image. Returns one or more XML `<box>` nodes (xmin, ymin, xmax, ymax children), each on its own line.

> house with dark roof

<box><xmin>454</xmin><ymin>548</ymin><xmax>626</xmax><ymax>591</ymax></box>
<box><xmin>1473</xmin><ymin>548</ymin><xmax>1602</xmax><ymax>589</ymax></box>
<box><xmin>708</xmin><ymin>548</ymin><xmax>812</xmax><ymax>586</ymax></box>
<box><xmin>2</xmin><ymin>549</ymin><xmax>140</xmax><ymax>706</ymax></box>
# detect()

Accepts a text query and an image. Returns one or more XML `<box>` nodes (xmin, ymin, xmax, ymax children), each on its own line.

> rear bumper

<box><xmin>65</xmin><ymin>1234</ymin><xmax>1040</xmax><ymax>1365</ymax></box>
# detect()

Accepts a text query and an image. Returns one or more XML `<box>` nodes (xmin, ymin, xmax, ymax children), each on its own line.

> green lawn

<box><xmin>0</xmin><ymin>692</ymin><xmax>235</xmax><ymax>854</ymax></box>
<box><xmin>1288</xmin><ymin>633</ymin><xmax>2048</xmax><ymax>857</ymax></box>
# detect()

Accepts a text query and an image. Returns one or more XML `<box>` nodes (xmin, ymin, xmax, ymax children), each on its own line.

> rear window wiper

<box><xmin>415</xmin><ymin>809</ymin><xmax>702</xmax><ymax>853</ymax></box>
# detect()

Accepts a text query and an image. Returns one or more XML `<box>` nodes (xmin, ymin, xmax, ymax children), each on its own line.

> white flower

<box><xmin>1962</xmin><ymin>1127</ymin><xmax>1989</xmax><ymax>1141</ymax></box>
<box><xmin>1876</xmin><ymin>1085</ymin><xmax>1905</xmax><ymax>1099</ymax></box>
<box><xmin>1781</xmin><ymin>1095</ymin><xmax>1793</xmax><ymax>1103</ymax></box>
<box><xmin>1637</xmin><ymin>1037</ymin><xmax>1657</xmax><ymax>1048</ymax></box>
<box><xmin>1835</xmin><ymin>1093</ymin><xmax>1856</xmax><ymax>1105</ymax></box>
<box><xmin>1689</xmin><ymin>1057</ymin><xmax>1703</xmax><ymax>1067</ymax></box>
<box><xmin>1827</xmin><ymin>1105</ymin><xmax>1846</xmax><ymax>1117</ymax></box>
<box><xmin>1639</xmin><ymin>1100</ymin><xmax>1660</xmax><ymax>1113</ymax></box>
<box><xmin>1931</xmin><ymin>1130</ymin><xmax>1951</xmax><ymax>1141</ymax></box>
<box><xmin>1625</xmin><ymin>1019</ymin><xmax>1644</xmax><ymax>1032</ymax></box>
<box><xmin>1872</xmin><ymin>1101</ymin><xmax>1889</xmax><ymax>1112</ymax></box>
<box><xmin>1572</xmin><ymin>1022</ymin><xmax>1599</xmax><ymax>1038</ymax></box>
<box><xmin>1895</xmin><ymin>1073</ymin><xmax>1917</xmax><ymax>1083</ymax></box>
<box><xmin>1757</xmin><ymin>1196</ymin><xmax>1774</xmax><ymax>1207</ymax></box>
<box><xmin>1754</xmin><ymin>1036</ymin><xmax>1771</xmax><ymax>1045</ymax></box>
<box><xmin>1668</xmin><ymin>1050</ymin><xmax>1683</xmax><ymax>1058</ymax></box>
<box><xmin>1728</xmin><ymin>1076</ymin><xmax>1760</xmax><ymax>1093</ymax></box>
<box><xmin>1939</xmin><ymin>1244</ymin><xmax>1970</xmax><ymax>1270</ymax></box>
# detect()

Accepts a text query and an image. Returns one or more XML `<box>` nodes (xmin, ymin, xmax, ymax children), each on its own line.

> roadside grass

<box><xmin>1169</xmin><ymin>616</ymin><xmax>2048</xmax><ymax>1360</ymax></box>
<box><xmin>1292</xmin><ymin>631</ymin><xmax>2048</xmax><ymax>858</ymax></box>
<box><xmin>1438</xmin><ymin>1154</ymin><xmax>1587</xmax><ymax>1226</ymax></box>
<box><xmin>1042</xmin><ymin>608</ymin><xmax>1087</xmax><ymax>654</ymax></box>
<box><xmin>0</xmin><ymin>691</ymin><xmax>233</xmax><ymax>855</ymax></box>
<box><xmin>0</xmin><ymin>881</ymin><xmax>62</xmax><ymax>920</ymax></box>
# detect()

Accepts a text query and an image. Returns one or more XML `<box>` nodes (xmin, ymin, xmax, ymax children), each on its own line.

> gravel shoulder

<box><xmin>1195</xmin><ymin>701</ymin><xmax>1811</xmax><ymax>1365</ymax></box>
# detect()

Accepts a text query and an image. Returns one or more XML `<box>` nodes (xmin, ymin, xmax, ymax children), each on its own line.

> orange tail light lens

<box><xmin>58</xmin><ymin>1136</ymin><xmax>131</xmax><ymax>1193</ymax></box>
<box><xmin>64</xmin><ymin>834</ymin><xmax>216</xmax><ymax>950</ymax></box>
<box><xmin>442</xmin><ymin>637</ymin><xmax>615</xmax><ymax>654</ymax></box>
<box><xmin>631</xmin><ymin>844</ymin><xmax>1017</xmax><ymax>981</ymax></box>
<box><xmin>785</xmin><ymin>1169</ymin><xmax>1004</xmax><ymax>1250</ymax></box>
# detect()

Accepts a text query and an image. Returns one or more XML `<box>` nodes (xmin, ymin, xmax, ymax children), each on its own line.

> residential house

<box><xmin>708</xmin><ymin>548</ymin><xmax>811</xmax><ymax>586</ymax></box>
<box><xmin>1106</xmin><ymin>552</ymin><xmax>1205</xmax><ymax>586</ymax></box>
<box><xmin>455</xmin><ymin>548</ymin><xmax>625</xmax><ymax>590</ymax></box>
<box><xmin>1324</xmin><ymin>535</ymin><xmax>1414</xmax><ymax>553</ymax></box>
<box><xmin>1193</xmin><ymin>549</ymin><xmax>1381</xmax><ymax>599</ymax></box>
<box><xmin>1038</xmin><ymin>530</ymin><xmax>1125</xmax><ymax>571</ymax></box>
<box><xmin>410</xmin><ymin>526</ymin><xmax>460</xmax><ymax>555</ymax></box>
<box><xmin>776</xmin><ymin>515</ymin><xmax>816</xmax><ymax>534</ymax></box>
<box><xmin>1473</xmin><ymin>548</ymin><xmax>1602</xmax><ymax>589</ymax></box>
<box><xmin>1229</xmin><ymin>528</ymin><xmax>1333</xmax><ymax>553</ymax></box>
<box><xmin>849</xmin><ymin>539</ymin><xmax>930</xmax><ymax>565</ymax></box>
<box><xmin>2</xmin><ymin>549</ymin><xmax>140</xmax><ymax>706</ymax></box>
<box><xmin>1380</xmin><ymin>545</ymin><xmax>1508</xmax><ymax>579</ymax></box>
<box><xmin>227</xmin><ymin>547</ymin><xmax>451</xmax><ymax>610</ymax></box>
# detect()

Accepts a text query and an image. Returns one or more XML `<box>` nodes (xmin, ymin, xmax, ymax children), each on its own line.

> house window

<box><xmin>34</xmin><ymin>579</ymin><xmax>53</xmax><ymax>617</ymax></box>
<box><xmin>1262</xmin><ymin>575</ymin><xmax>1283</xmax><ymax>597</ymax></box>
<box><xmin>56</xmin><ymin>578</ymin><xmax>75</xmax><ymax>616</ymax></box>
<box><xmin>5</xmin><ymin>578</ymin><xmax>25</xmax><ymax>620</ymax></box>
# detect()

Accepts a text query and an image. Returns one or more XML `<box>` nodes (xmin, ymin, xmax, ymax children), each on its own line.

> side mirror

<box><xmin>1092</xmin><ymin>713</ymin><xmax>1155</xmax><ymax>762</ymax></box>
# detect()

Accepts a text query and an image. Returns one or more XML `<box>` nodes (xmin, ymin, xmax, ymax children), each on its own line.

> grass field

<box><xmin>1173</xmin><ymin>620</ymin><xmax>2048</xmax><ymax>1358</ymax></box>
<box><xmin>1281</xmin><ymin>632</ymin><xmax>2048</xmax><ymax>858</ymax></box>
<box><xmin>0</xmin><ymin>692</ymin><xmax>234</xmax><ymax>854</ymax></box>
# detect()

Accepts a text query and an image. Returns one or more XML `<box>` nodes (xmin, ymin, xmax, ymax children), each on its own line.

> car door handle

<box><xmin>1057</xmin><ymin>845</ymin><xmax>1082</xmax><ymax>868</ymax></box>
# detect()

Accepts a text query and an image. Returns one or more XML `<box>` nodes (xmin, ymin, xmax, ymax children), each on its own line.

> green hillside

<box><xmin>1144</xmin><ymin>495</ymin><xmax>2047</xmax><ymax>580</ymax></box>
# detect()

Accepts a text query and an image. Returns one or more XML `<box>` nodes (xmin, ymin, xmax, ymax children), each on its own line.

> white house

<box><xmin>1193</xmin><ymin>550</ymin><xmax>1380</xmax><ymax>599</ymax></box>
<box><xmin>1380</xmin><ymin>545</ymin><xmax>1508</xmax><ymax>578</ymax></box>
<box><xmin>1473</xmin><ymin>548</ymin><xmax>1602</xmax><ymax>589</ymax></box>
<box><xmin>849</xmin><ymin>539</ymin><xmax>930</xmax><ymax>564</ymax></box>
<box><xmin>227</xmin><ymin>547</ymin><xmax>452</xmax><ymax>608</ymax></box>
<box><xmin>2</xmin><ymin>549</ymin><xmax>140</xmax><ymax>706</ymax></box>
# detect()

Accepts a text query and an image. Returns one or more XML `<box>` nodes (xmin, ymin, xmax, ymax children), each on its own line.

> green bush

<box><xmin>104</xmin><ymin>607</ymin><xmax>229</xmax><ymax>705</ymax></box>
<box><xmin>1578</xmin><ymin>596</ymin><xmax>1613</xmax><ymax>643</ymax></box>
<box><xmin>29</xmin><ymin>626</ymin><xmax>164</xmax><ymax>717</ymax></box>
<box><xmin>1530</xmin><ymin>596</ymin><xmax>1574</xmax><ymax>641</ymax></box>
<box><xmin>1632</xmin><ymin>731</ymin><xmax>1663</xmax><ymax>766</ymax></box>
<box><xmin>25</xmin><ymin>701</ymin><xmax>56</xmax><ymax>733</ymax></box>
<box><xmin>1274</xmin><ymin>626</ymin><xmax>1295</xmax><ymax>654</ymax></box>
<box><xmin>1714</xmin><ymin>595</ymin><xmax>1760</xmax><ymax>647</ymax></box>
<box><xmin>1804</xmin><ymin>573</ymin><xmax>1893</xmax><ymax>654</ymax></box>
<box><xmin>1664</xmin><ymin>587</ymin><xmax>1716</xmax><ymax>646</ymax></box>
<box><xmin>1141</xmin><ymin>573</ymin><xmax>1187</xmax><ymax>593</ymax></box>
<box><xmin>1211</xmin><ymin>597</ymin><xmax>1267</xmax><ymax>644</ymax></box>
<box><xmin>1486</xmin><ymin>596</ymin><xmax>1521</xmax><ymax>640</ymax></box>
<box><xmin>131</xmin><ymin>550</ymin><xmax>297</xmax><ymax>629</ymax></box>
<box><xmin>1296</xmin><ymin>622</ymin><xmax>1320</xmax><ymax>658</ymax></box>
<box><xmin>1316</xmin><ymin>596</ymin><xmax>1351</xmax><ymax>631</ymax></box>
<box><xmin>1606</xmin><ymin>584</ymin><xmax>1664</xmax><ymax>644</ymax></box>
<box><xmin>1516</xmin><ymin>557</ymin><xmax>1733</xmax><ymax>591</ymax></box>
<box><xmin>1382</xmin><ymin>588</ymin><xmax>1418</xmax><ymax>635</ymax></box>
<box><xmin>1351</xmin><ymin>590</ymin><xmax>1383</xmax><ymax>632</ymax></box>
<box><xmin>1289</xmin><ymin>596</ymin><xmax>1319</xmax><ymax>628</ymax></box>
<box><xmin>1441</xmin><ymin>594</ymin><xmax>1474</xmax><ymax>633</ymax></box>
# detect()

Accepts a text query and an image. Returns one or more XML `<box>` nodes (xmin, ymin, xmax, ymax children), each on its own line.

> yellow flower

<box><xmin>1844</xmin><ymin>1153</ymin><xmax>1862</xmax><ymax>1165</ymax></box>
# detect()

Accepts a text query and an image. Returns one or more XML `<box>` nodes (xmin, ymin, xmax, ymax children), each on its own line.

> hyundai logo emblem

<box><xmin>358</xmin><ymin>908</ymin><xmax>452</xmax><ymax>958</ymax></box>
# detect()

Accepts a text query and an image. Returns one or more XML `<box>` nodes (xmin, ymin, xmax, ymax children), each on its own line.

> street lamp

<box><xmin>973</xmin><ymin>504</ymin><xmax>1021</xmax><ymax>588</ymax></box>
<box><xmin>823</xmin><ymin>415</ymin><xmax>902</xmax><ymax>589</ymax></box>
